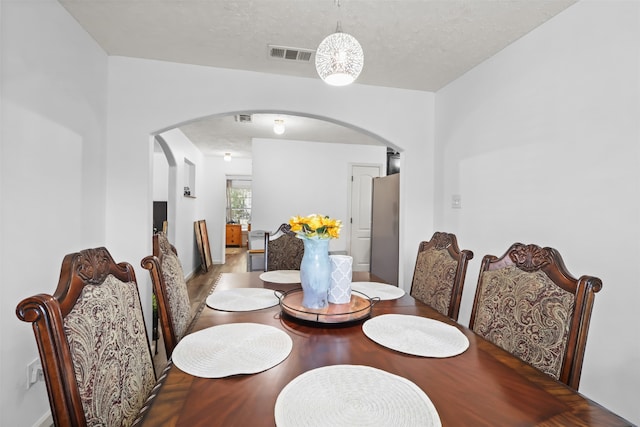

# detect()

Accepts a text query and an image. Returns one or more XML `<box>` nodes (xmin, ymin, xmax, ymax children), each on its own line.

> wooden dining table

<box><xmin>135</xmin><ymin>271</ymin><xmax>632</xmax><ymax>426</ymax></box>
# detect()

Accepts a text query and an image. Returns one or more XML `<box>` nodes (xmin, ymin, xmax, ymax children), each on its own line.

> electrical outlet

<box><xmin>27</xmin><ymin>358</ymin><xmax>43</xmax><ymax>389</ymax></box>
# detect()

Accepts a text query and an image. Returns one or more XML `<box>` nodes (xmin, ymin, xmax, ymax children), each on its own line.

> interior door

<box><xmin>349</xmin><ymin>164</ymin><xmax>382</xmax><ymax>271</ymax></box>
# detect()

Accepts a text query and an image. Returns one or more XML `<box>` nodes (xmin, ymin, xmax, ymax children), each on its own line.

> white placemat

<box><xmin>363</xmin><ymin>314</ymin><xmax>469</xmax><ymax>358</ymax></box>
<box><xmin>172</xmin><ymin>323</ymin><xmax>292</xmax><ymax>378</ymax></box>
<box><xmin>274</xmin><ymin>365</ymin><xmax>441</xmax><ymax>427</ymax></box>
<box><xmin>206</xmin><ymin>288</ymin><xmax>281</xmax><ymax>311</ymax></box>
<box><xmin>259</xmin><ymin>270</ymin><xmax>301</xmax><ymax>284</ymax></box>
<box><xmin>350</xmin><ymin>281</ymin><xmax>405</xmax><ymax>300</ymax></box>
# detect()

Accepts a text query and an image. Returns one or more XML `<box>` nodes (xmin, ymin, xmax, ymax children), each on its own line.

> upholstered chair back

<box><xmin>469</xmin><ymin>243</ymin><xmax>602</xmax><ymax>390</ymax></box>
<box><xmin>141</xmin><ymin>232</ymin><xmax>192</xmax><ymax>359</ymax></box>
<box><xmin>264</xmin><ymin>224</ymin><xmax>304</xmax><ymax>271</ymax></box>
<box><xmin>410</xmin><ymin>232</ymin><xmax>473</xmax><ymax>321</ymax></box>
<box><xmin>16</xmin><ymin>248</ymin><xmax>156</xmax><ymax>427</ymax></box>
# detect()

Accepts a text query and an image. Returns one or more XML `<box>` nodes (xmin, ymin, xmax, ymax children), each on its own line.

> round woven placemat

<box><xmin>274</xmin><ymin>365</ymin><xmax>441</xmax><ymax>427</ymax></box>
<box><xmin>259</xmin><ymin>270</ymin><xmax>301</xmax><ymax>284</ymax></box>
<box><xmin>172</xmin><ymin>323</ymin><xmax>292</xmax><ymax>378</ymax></box>
<box><xmin>350</xmin><ymin>282</ymin><xmax>405</xmax><ymax>300</ymax></box>
<box><xmin>363</xmin><ymin>314</ymin><xmax>469</xmax><ymax>358</ymax></box>
<box><xmin>206</xmin><ymin>288</ymin><xmax>280</xmax><ymax>311</ymax></box>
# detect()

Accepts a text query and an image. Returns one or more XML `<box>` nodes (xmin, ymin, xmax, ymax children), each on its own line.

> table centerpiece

<box><xmin>289</xmin><ymin>214</ymin><xmax>342</xmax><ymax>309</ymax></box>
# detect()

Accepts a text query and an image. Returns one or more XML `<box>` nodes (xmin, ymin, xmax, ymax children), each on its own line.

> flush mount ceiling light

<box><xmin>273</xmin><ymin>119</ymin><xmax>285</xmax><ymax>135</ymax></box>
<box><xmin>224</xmin><ymin>153</ymin><xmax>232</xmax><ymax>162</ymax></box>
<box><xmin>315</xmin><ymin>0</ymin><xmax>364</xmax><ymax>86</ymax></box>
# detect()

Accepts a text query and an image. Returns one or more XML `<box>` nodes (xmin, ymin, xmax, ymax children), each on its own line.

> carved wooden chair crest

<box><xmin>410</xmin><ymin>232</ymin><xmax>474</xmax><ymax>321</ymax></box>
<box><xmin>16</xmin><ymin>247</ymin><xmax>156</xmax><ymax>427</ymax></box>
<box><xmin>263</xmin><ymin>223</ymin><xmax>304</xmax><ymax>271</ymax></box>
<box><xmin>141</xmin><ymin>232</ymin><xmax>192</xmax><ymax>359</ymax></box>
<box><xmin>469</xmin><ymin>243</ymin><xmax>602</xmax><ymax>390</ymax></box>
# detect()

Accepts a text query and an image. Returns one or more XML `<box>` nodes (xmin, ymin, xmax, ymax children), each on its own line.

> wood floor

<box><xmin>152</xmin><ymin>246</ymin><xmax>248</xmax><ymax>374</ymax></box>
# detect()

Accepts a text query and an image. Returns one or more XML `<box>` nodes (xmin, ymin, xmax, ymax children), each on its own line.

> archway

<box><xmin>152</xmin><ymin>110</ymin><xmax>402</xmax><ymax>276</ymax></box>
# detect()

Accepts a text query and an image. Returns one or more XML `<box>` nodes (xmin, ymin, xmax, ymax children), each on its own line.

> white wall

<box><xmin>434</xmin><ymin>1</ymin><xmax>639</xmax><ymax>423</ymax></box>
<box><xmin>154</xmin><ymin>128</ymin><xmax>208</xmax><ymax>276</ymax></box>
<box><xmin>251</xmin><ymin>138</ymin><xmax>387</xmax><ymax>253</ymax></box>
<box><xmin>0</xmin><ymin>1</ymin><xmax>108</xmax><ymax>426</ymax></box>
<box><xmin>106</xmin><ymin>57</ymin><xmax>435</xmax><ymax>332</ymax></box>
<box><xmin>158</xmin><ymin>135</ymin><xmax>386</xmax><ymax>269</ymax></box>
<box><xmin>163</xmin><ymin>136</ymin><xmax>385</xmax><ymax>268</ymax></box>
<box><xmin>152</xmin><ymin>149</ymin><xmax>169</xmax><ymax>201</ymax></box>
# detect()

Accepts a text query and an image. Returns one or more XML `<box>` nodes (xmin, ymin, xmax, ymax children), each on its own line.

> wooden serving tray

<box><xmin>279</xmin><ymin>289</ymin><xmax>375</xmax><ymax>324</ymax></box>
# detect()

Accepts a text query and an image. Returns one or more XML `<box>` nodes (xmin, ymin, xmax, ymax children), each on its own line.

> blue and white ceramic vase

<box><xmin>299</xmin><ymin>237</ymin><xmax>331</xmax><ymax>309</ymax></box>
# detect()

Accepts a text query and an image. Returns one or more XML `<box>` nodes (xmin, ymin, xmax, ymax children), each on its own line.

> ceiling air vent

<box><xmin>234</xmin><ymin>114</ymin><xmax>252</xmax><ymax>123</ymax></box>
<box><xmin>268</xmin><ymin>45</ymin><xmax>314</xmax><ymax>62</ymax></box>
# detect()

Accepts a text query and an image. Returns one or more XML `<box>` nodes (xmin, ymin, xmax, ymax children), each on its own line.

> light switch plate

<box><xmin>451</xmin><ymin>194</ymin><xmax>462</xmax><ymax>209</ymax></box>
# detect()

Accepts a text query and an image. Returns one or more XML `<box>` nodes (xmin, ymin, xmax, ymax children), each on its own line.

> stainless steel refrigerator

<box><xmin>370</xmin><ymin>173</ymin><xmax>399</xmax><ymax>287</ymax></box>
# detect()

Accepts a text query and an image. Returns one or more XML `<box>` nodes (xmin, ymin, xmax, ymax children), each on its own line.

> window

<box><xmin>226</xmin><ymin>178</ymin><xmax>251</xmax><ymax>228</ymax></box>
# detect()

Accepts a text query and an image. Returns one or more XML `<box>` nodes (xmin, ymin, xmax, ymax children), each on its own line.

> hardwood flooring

<box><xmin>152</xmin><ymin>247</ymin><xmax>248</xmax><ymax>374</ymax></box>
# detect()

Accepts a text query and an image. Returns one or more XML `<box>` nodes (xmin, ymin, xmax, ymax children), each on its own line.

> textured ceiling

<box><xmin>59</xmin><ymin>0</ymin><xmax>577</xmax><ymax>157</ymax></box>
<box><xmin>177</xmin><ymin>112</ymin><xmax>384</xmax><ymax>157</ymax></box>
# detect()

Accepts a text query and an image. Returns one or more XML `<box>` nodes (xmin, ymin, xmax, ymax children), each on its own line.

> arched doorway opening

<box><xmin>151</xmin><ymin>110</ymin><xmax>402</xmax><ymax>280</ymax></box>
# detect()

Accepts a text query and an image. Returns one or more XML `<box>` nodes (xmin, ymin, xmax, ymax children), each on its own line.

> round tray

<box><xmin>278</xmin><ymin>289</ymin><xmax>377</xmax><ymax>324</ymax></box>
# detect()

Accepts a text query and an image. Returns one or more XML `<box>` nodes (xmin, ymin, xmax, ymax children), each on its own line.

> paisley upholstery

<box><xmin>409</xmin><ymin>232</ymin><xmax>473</xmax><ymax>321</ymax></box>
<box><xmin>64</xmin><ymin>274</ymin><xmax>155</xmax><ymax>426</ymax></box>
<box><xmin>266</xmin><ymin>233</ymin><xmax>304</xmax><ymax>271</ymax></box>
<box><xmin>411</xmin><ymin>248</ymin><xmax>458</xmax><ymax>316</ymax></box>
<box><xmin>154</xmin><ymin>231</ymin><xmax>192</xmax><ymax>341</ymax></box>
<box><xmin>469</xmin><ymin>243</ymin><xmax>602</xmax><ymax>390</ymax></box>
<box><xmin>159</xmin><ymin>250</ymin><xmax>192</xmax><ymax>340</ymax></box>
<box><xmin>473</xmin><ymin>265</ymin><xmax>574</xmax><ymax>380</ymax></box>
<box><xmin>156</xmin><ymin>231</ymin><xmax>175</xmax><ymax>256</ymax></box>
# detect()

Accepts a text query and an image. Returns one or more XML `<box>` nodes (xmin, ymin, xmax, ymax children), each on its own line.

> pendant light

<box><xmin>273</xmin><ymin>119</ymin><xmax>285</xmax><ymax>135</ymax></box>
<box><xmin>315</xmin><ymin>0</ymin><xmax>364</xmax><ymax>86</ymax></box>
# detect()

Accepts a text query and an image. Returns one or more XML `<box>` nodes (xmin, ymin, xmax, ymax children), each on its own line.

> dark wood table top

<box><xmin>137</xmin><ymin>271</ymin><xmax>632</xmax><ymax>426</ymax></box>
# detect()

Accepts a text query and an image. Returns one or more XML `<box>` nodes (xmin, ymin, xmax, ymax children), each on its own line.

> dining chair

<box><xmin>263</xmin><ymin>223</ymin><xmax>304</xmax><ymax>271</ymax></box>
<box><xmin>246</xmin><ymin>229</ymin><xmax>266</xmax><ymax>271</ymax></box>
<box><xmin>468</xmin><ymin>242</ymin><xmax>602</xmax><ymax>390</ymax></box>
<box><xmin>141</xmin><ymin>231</ymin><xmax>192</xmax><ymax>359</ymax></box>
<box><xmin>409</xmin><ymin>231</ymin><xmax>474</xmax><ymax>321</ymax></box>
<box><xmin>16</xmin><ymin>247</ymin><xmax>156</xmax><ymax>427</ymax></box>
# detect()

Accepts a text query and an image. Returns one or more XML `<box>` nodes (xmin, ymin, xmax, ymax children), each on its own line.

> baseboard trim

<box><xmin>33</xmin><ymin>412</ymin><xmax>53</xmax><ymax>427</ymax></box>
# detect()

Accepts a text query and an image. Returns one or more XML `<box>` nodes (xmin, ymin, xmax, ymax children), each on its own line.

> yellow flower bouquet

<box><xmin>289</xmin><ymin>214</ymin><xmax>342</xmax><ymax>240</ymax></box>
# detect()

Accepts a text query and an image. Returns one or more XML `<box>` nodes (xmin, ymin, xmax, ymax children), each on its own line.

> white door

<box><xmin>349</xmin><ymin>164</ymin><xmax>382</xmax><ymax>271</ymax></box>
